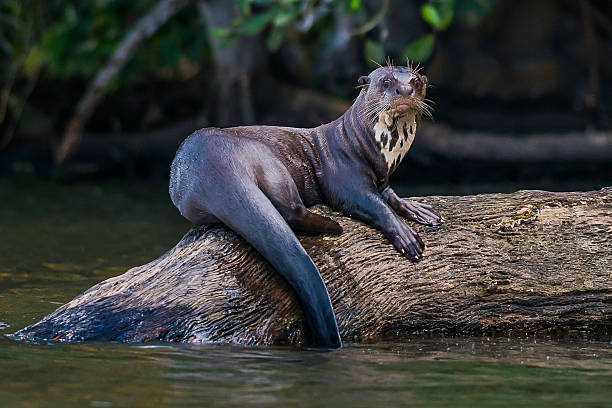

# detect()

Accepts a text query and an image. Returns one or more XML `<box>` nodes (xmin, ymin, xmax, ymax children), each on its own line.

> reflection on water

<box><xmin>0</xmin><ymin>179</ymin><xmax>610</xmax><ymax>407</ymax></box>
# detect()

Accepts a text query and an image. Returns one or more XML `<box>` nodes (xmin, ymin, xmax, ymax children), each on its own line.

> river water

<box><xmin>1</xmin><ymin>179</ymin><xmax>610</xmax><ymax>407</ymax></box>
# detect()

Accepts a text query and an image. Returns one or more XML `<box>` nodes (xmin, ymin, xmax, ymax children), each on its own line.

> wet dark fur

<box><xmin>169</xmin><ymin>65</ymin><xmax>441</xmax><ymax>347</ymax></box>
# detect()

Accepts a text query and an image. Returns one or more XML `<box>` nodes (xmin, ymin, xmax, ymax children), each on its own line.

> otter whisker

<box><xmin>386</xmin><ymin>56</ymin><xmax>395</xmax><ymax>76</ymax></box>
<box><xmin>363</xmin><ymin>99</ymin><xmax>391</xmax><ymax>112</ymax></box>
<box><xmin>406</xmin><ymin>59</ymin><xmax>423</xmax><ymax>75</ymax></box>
<box><xmin>359</xmin><ymin>100</ymin><xmax>391</xmax><ymax>122</ymax></box>
<box><xmin>370</xmin><ymin>59</ymin><xmax>383</xmax><ymax>69</ymax></box>
<box><xmin>412</xmin><ymin>99</ymin><xmax>433</xmax><ymax>119</ymax></box>
<box><xmin>360</xmin><ymin>107</ymin><xmax>387</xmax><ymax>121</ymax></box>
<box><xmin>415</xmin><ymin>99</ymin><xmax>431</xmax><ymax>111</ymax></box>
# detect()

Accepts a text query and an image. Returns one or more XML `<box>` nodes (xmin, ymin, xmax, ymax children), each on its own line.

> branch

<box><xmin>55</xmin><ymin>0</ymin><xmax>192</xmax><ymax>165</ymax></box>
<box><xmin>349</xmin><ymin>0</ymin><xmax>390</xmax><ymax>37</ymax></box>
<box><xmin>415</xmin><ymin>124</ymin><xmax>612</xmax><ymax>162</ymax></box>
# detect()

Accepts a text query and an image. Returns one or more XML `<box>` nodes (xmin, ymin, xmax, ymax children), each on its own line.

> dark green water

<box><xmin>1</xmin><ymin>179</ymin><xmax>610</xmax><ymax>408</ymax></box>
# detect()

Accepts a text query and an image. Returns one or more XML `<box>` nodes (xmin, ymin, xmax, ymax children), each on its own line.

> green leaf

<box><xmin>364</xmin><ymin>40</ymin><xmax>385</xmax><ymax>67</ymax></box>
<box><xmin>402</xmin><ymin>34</ymin><xmax>435</xmax><ymax>62</ymax></box>
<box><xmin>210</xmin><ymin>27</ymin><xmax>232</xmax><ymax>38</ymax></box>
<box><xmin>41</xmin><ymin>25</ymin><xmax>72</xmax><ymax>62</ymax></box>
<box><xmin>421</xmin><ymin>1</ymin><xmax>454</xmax><ymax>31</ymax></box>
<box><xmin>350</xmin><ymin>0</ymin><xmax>361</xmax><ymax>11</ymax></box>
<box><xmin>438</xmin><ymin>7</ymin><xmax>454</xmax><ymax>30</ymax></box>
<box><xmin>266</xmin><ymin>26</ymin><xmax>285</xmax><ymax>51</ymax></box>
<box><xmin>437</xmin><ymin>0</ymin><xmax>455</xmax><ymax>30</ymax></box>
<box><xmin>23</xmin><ymin>46</ymin><xmax>42</xmax><ymax>76</ymax></box>
<box><xmin>272</xmin><ymin>8</ymin><xmax>300</xmax><ymax>26</ymax></box>
<box><xmin>421</xmin><ymin>5</ymin><xmax>442</xmax><ymax>29</ymax></box>
<box><xmin>237</xmin><ymin>0</ymin><xmax>251</xmax><ymax>15</ymax></box>
<box><xmin>237</xmin><ymin>12</ymin><xmax>273</xmax><ymax>35</ymax></box>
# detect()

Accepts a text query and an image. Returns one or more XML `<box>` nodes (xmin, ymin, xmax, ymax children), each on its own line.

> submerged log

<box><xmin>16</xmin><ymin>188</ymin><xmax>612</xmax><ymax>345</ymax></box>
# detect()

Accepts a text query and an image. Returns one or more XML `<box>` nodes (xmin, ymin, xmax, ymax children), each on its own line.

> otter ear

<box><xmin>421</xmin><ymin>75</ymin><xmax>428</xmax><ymax>85</ymax></box>
<box><xmin>357</xmin><ymin>76</ymin><xmax>370</xmax><ymax>86</ymax></box>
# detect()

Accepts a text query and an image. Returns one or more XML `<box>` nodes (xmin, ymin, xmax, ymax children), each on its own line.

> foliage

<box><xmin>1</xmin><ymin>1</ymin><xmax>210</xmax><ymax>92</ymax></box>
<box><xmin>402</xmin><ymin>0</ymin><xmax>501</xmax><ymax>62</ymax></box>
<box><xmin>0</xmin><ymin>0</ymin><xmax>211</xmax><ymax>138</ymax></box>
<box><xmin>0</xmin><ymin>0</ymin><xmax>504</xmax><ymax>87</ymax></box>
<box><xmin>212</xmin><ymin>0</ymin><xmax>366</xmax><ymax>52</ymax></box>
<box><xmin>218</xmin><ymin>0</ymin><xmax>498</xmax><ymax>65</ymax></box>
<box><xmin>0</xmin><ymin>0</ymin><xmax>44</xmax><ymax>127</ymax></box>
<box><xmin>0</xmin><ymin>0</ymin><xmax>500</xmax><ymax>139</ymax></box>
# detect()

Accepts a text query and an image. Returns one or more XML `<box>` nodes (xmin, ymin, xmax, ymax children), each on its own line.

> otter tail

<box><xmin>202</xmin><ymin>179</ymin><xmax>342</xmax><ymax>348</ymax></box>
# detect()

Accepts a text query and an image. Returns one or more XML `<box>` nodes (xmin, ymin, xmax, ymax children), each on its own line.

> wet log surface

<box><xmin>16</xmin><ymin>188</ymin><xmax>612</xmax><ymax>346</ymax></box>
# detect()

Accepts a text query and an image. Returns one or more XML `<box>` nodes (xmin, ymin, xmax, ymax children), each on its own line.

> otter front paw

<box><xmin>396</xmin><ymin>199</ymin><xmax>442</xmax><ymax>226</ymax></box>
<box><xmin>389</xmin><ymin>223</ymin><xmax>425</xmax><ymax>261</ymax></box>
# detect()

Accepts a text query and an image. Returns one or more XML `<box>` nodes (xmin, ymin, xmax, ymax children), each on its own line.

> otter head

<box><xmin>356</xmin><ymin>63</ymin><xmax>431</xmax><ymax>172</ymax></box>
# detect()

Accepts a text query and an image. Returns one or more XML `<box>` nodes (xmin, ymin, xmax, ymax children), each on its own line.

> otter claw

<box><xmin>398</xmin><ymin>199</ymin><xmax>442</xmax><ymax>226</ymax></box>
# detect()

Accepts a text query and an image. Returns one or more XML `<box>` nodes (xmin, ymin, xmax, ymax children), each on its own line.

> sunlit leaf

<box><xmin>210</xmin><ymin>27</ymin><xmax>232</xmax><ymax>38</ymax></box>
<box><xmin>266</xmin><ymin>25</ymin><xmax>285</xmax><ymax>51</ymax></box>
<box><xmin>421</xmin><ymin>5</ymin><xmax>442</xmax><ymax>29</ymax></box>
<box><xmin>237</xmin><ymin>12</ymin><xmax>273</xmax><ymax>35</ymax></box>
<box><xmin>438</xmin><ymin>8</ymin><xmax>453</xmax><ymax>30</ymax></box>
<box><xmin>273</xmin><ymin>7</ymin><xmax>300</xmax><ymax>26</ymax></box>
<box><xmin>237</xmin><ymin>0</ymin><xmax>251</xmax><ymax>15</ymax></box>
<box><xmin>438</xmin><ymin>0</ymin><xmax>454</xmax><ymax>30</ymax></box>
<box><xmin>402</xmin><ymin>34</ymin><xmax>435</xmax><ymax>62</ymax></box>
<box><xmin>421</xmin><ymin>1</ymin><xmax>454</xmax><ymax>31</ymax></box>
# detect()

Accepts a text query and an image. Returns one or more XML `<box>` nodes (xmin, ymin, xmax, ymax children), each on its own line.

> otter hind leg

<box><xmin>274</xmin><ymin>199</ymin><xmax>343</xmax><ymax>235</ymax></box>
<box><xmin>258</xmin><ymin>170</ymin><xmax>343</xmax><ymax>235</ymax></box>
<box><xmin>291</xmin><ymin>209</ymin><xmax>343</xmax><ymax>235</ymax></box>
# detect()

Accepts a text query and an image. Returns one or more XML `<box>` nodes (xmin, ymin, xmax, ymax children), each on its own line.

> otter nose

<box><xmin>395</xmin><ymin>85</ymin><xmax>414</xmax><ymax>97</ymax></box>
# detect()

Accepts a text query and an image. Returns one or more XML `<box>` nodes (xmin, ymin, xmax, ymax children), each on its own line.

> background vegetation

<box><xmin>1</xmin><ymin>0</ymin><xmax>611</xmax><ymax>191</ymax></box>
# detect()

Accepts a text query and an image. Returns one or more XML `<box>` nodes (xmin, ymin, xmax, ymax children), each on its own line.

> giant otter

<box><xmin>169</xmin><ymin>63</ymin><xmax>442</xmax><ymax>348</ymax></box>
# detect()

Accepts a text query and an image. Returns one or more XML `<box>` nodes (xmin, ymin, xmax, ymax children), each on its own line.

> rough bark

<box><xmin>15</xmin><ymin>188</ymin><xmax>612</xmax><ymax>346</ymax></box>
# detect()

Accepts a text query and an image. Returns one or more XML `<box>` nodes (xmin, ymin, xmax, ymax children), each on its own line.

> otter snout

<box><xmin>395</xmin><ymin>84</ymin><xmax>414</xmax><ymax>97</ymax></box>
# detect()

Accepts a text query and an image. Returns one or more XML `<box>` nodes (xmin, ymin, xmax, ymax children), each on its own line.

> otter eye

<box><xmin>382</xmin><ymin>79</ymin><xmax>391</xmax><ymax>90</ymax></box>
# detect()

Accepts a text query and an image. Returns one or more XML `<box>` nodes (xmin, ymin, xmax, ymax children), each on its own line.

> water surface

<box><xmin>1</xmin><ymin>179</ymin><xmax>610</xmax><ymax>407</ymax></box>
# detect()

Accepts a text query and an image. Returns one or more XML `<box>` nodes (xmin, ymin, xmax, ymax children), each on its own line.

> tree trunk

<box><xmin>15</xmin><ymin>188</ymin><xmax>612</xmax><ymax>346</ymax></box>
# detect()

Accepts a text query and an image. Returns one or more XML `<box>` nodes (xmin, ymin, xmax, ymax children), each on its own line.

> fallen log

<box><xmin>15</xmin><ymin>188</ymin><xmax>612</xmax><ymax>345</ymax></box>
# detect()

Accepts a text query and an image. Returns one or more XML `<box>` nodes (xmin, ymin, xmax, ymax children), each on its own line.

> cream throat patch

<box><xmin>373</xmin><ymin>110</ymin><xmax>416</xmax><ymax>171</ymax></box>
